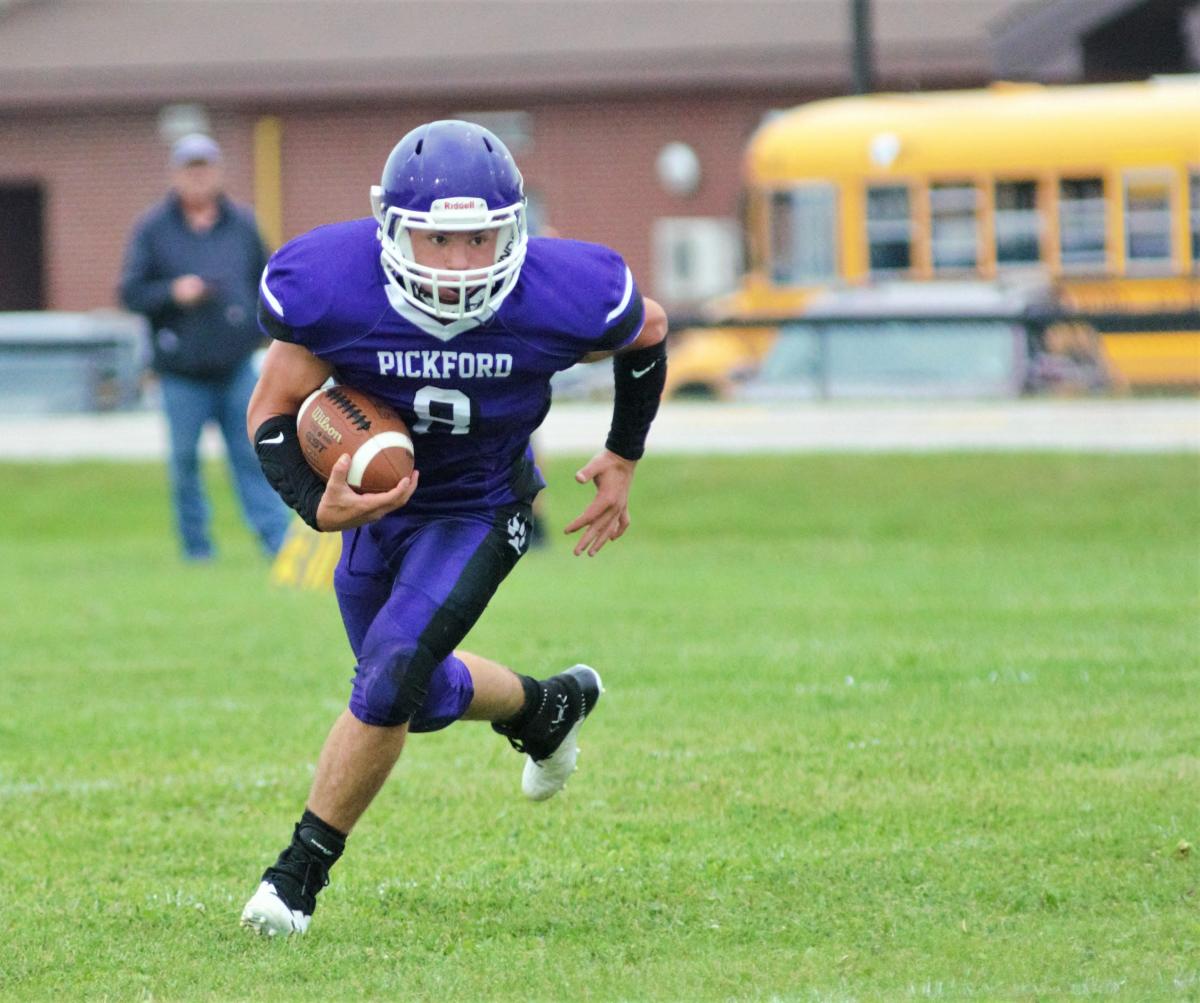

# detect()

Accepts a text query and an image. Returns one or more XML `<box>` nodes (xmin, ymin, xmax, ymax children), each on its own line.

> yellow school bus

<box><xmin>668</xmin><ymin>77</ymin><xmax>1200</xmax><ymax>395</ymax></box>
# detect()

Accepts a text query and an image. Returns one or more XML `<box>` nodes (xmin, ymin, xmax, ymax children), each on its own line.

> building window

<box><xmin>930</xmin><ymin>182</ymin><xmax>979</xmax><ymax>272</ymax></box>
<box><xmin>866</xmin><ymin>185</ymin><xmax>911</xmax><ymax>275</ymax></box>
<box><xmin>1059</xmin><ymin>178</ymin><xmax>1107</xmax><ymax>270</ymax></box>
<box><xmin>995</xmin><ymin>180</ymin><xmax>1040</xmax><ymax>266</ymax></box>
<box><xmin>769</xmin><ymin>185</ymin><xmax>837</xmax><ymax>284</ymax></box>
<box><xmin>1190</xmin><ymin>172</ymin><xmax>1199</xmax><ymax>271</ymax></box>
<box><xmin>1124</xmin><ymin>171</ymin><xmax>1173</xmax><ymax>271</ymax></box>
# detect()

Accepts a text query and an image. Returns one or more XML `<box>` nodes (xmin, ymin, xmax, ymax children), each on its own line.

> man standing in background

<box><xmin>120</xmin><ymin>133</ymin><xmax>288</xmax><ymax>561</ymax></box>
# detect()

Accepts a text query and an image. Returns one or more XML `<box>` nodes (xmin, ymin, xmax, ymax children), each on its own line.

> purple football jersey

<box><xmin>259</xmin><ymin>218</ymin><xmax>645</xmax><ymax>513</ymax></box>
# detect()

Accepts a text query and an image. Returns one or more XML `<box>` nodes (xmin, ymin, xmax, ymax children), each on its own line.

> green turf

<box><xmin>1</xmin><ymin>452</ymin><xmax>1198</xmax><ymax>1001</ymax></box>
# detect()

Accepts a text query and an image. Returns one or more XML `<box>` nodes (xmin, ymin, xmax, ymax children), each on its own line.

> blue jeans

<box><xmin>159</xmin><ymin>360</ymin><xmax>289</xmax><ymax>559</ymax></box>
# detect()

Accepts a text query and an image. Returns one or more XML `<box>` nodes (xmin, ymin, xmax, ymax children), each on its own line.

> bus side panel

<box><xmin>1101</xmin><ymin>332</ymin><xmax>1200</xmax><ymax>387</ymax></box>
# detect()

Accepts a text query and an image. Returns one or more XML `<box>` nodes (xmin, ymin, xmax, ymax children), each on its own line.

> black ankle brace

<box><xmin>297</xmin><ymin>808</ymin><xmax>347</xmax><ymax>867</ymax></box>
<box><xmin>264</xmin><ymin>812</ymin><xmax>347</xmax><ymax>914</ymax></box>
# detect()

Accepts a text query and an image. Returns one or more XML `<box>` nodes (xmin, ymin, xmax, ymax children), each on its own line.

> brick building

<box><xmin>0</xmin><ymin>0</ymin><xmax>1102</xmax><ymax>314</ymax></box>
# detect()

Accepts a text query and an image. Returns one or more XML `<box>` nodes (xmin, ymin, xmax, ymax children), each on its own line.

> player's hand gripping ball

<box><xmin>297</xmin><ymin>385</ymin><xmax>414</xmax><ymax>493</ymax></box>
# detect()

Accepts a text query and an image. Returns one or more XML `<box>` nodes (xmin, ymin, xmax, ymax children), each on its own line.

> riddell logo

<box><xmin>433</xmin><ymin>197</ymin><xmax>486</xmax><ymax>211</ymax></box>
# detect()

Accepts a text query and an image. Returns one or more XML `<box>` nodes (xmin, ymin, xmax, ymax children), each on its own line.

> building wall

<box><xmin>0</xmin><ymin>89</ymin><xmax>818</xmax><ymax>313</ymax></box>
<box><xmin>0</xmin><ymin>106</ymin><xmax>259</xmax><ymax>312</ymax></box>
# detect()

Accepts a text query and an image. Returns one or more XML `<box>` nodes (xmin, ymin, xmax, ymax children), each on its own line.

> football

<box><xmin>296</xmin><ymin>385</ymin><xmax>414</xmax><ymax>493</ymax></box>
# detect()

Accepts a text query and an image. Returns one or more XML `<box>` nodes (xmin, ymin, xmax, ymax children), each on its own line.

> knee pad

<box><xmin>349</xmin><ymin>640</ymin><xmax>473</xmax><ymax>729</ymax></box>
<box><xmin>351</xmin><ymin>637</ymin><xmax>435</xmax><ymax>727</ymax></box>
<box><xmin>409</xmin><ymin>655</ymin><xmax>474</xmax><ymax>733</ymax></box>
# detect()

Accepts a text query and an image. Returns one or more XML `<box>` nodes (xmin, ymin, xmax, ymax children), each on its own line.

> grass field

<box><xmin>2</xmin><ymin>452</ymin><xmax>1198</xmax><ymax>1002</ymax></box>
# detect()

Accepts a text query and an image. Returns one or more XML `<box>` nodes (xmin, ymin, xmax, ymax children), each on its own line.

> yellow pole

<box><xmin>253</xmin><ymin>116</ymin><xmax>284</xmax><ymax>250</ymax></box>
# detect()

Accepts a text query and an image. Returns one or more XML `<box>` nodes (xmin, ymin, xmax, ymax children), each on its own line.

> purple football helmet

<box><xmin>370</xmin><ymin>120</ymin><xmax>528</xmax><ymax>321</ymax></box>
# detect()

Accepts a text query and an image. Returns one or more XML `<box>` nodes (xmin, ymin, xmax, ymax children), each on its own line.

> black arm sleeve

<box><xmin>605</xmin><ymin>339</ymin><xmax>667</xmax><ymax>462</ymax></box>
<box><xmin>253</xmin><ymin>415</ymin><xmax>326</xmax><ymax>531</ymax></box>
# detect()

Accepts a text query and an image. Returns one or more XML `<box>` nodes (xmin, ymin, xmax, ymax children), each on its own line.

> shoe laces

<box><xmin>300</xmin><ymin>858</ymin><xmax>330</xmax><ymax>899</ymax></box>
<box><xmin>270</xmin><ymin>845</ymin><xmax>330</xmax><ymax>907</ymax></box>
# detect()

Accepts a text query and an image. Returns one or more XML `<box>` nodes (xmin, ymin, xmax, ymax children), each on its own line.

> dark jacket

<box><xmin>119</xmin><ymin>193</ymin><xmax>269</xmax><ymax>379</ymax></box>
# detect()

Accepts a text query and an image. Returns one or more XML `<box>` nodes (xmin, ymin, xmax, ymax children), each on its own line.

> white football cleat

<box><xmin>240</xmin><ymin>880</ymin><xmax>311</xmax><ymax>937</ymax></box>
<box><xmin>522</xmin><ymin>664</ymin><xmax>603</xmax><ymax>802</ymax></box>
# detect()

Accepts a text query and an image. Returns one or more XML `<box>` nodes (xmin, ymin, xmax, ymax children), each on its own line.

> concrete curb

<box><xmin>7</xmin><ymin>398</ymin><xmax>1199</xmax><ymax>462</ymax></box>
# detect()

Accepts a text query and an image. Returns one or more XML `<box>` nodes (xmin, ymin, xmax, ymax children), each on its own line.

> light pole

<box><xmin>851</xmin><ymin>0</ymin><xmax>875</xmax><ymax>95</ymax></box>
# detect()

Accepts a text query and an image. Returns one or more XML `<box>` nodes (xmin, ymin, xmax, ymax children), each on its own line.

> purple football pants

<box><xmin>333</xmin><ymin>502</ymin><xmax>532</xmax><ymax>731</ymax></box>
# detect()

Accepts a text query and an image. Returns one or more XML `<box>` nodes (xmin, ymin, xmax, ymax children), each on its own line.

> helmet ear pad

<box><xmin>371</xmin><ymin>120</ymin><xmax>529</xmax><ymax>321</ymax></box>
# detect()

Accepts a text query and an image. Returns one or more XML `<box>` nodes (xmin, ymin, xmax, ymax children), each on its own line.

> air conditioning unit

<box><xmin>652</xmin><ymin>217</ymin><xmax>741</xmax><ymax>307</ymax></box>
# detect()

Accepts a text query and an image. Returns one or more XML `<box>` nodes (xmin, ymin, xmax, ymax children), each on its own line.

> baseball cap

<box><xmin>170</xmin><ymin>133</ymin><xmax>222</xmax><ymax>167</ymax></box>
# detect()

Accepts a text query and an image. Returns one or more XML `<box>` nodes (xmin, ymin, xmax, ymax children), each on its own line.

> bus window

<box><xmin>866</xmin><ymin>185</ymin><xmax>911</xmax><ymax>275</ymax></box>
<box><xmin>1190</xmin><ymin>171</ymin><xmax>1199</xmax><ymax>270</ymax></box>
<box><xmin>1059</xmin><ymin>178</ymin><xmax>1106</xmax><ymax>270</ymax></box>
<box><xmin>930</xmin><ymin>182</ymin><xmax>979</xmax><ymax>272</ymax></box>
<box><xmin>995</xmin><ymin>180</ymin><xmax>1040</xmax><ymax>266</ymax></box>
<box><xmin>769</xmin><ymin>185</ymin><xmax>837</xmax><ymax>284</ymax></box>
<box><xmin>1124</xmin><ymin>171</ymin><xmax>1173</xmax><ymax>272</ymax></box>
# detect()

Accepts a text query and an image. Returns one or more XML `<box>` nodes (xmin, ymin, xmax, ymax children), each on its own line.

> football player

<box><xmin>240</xmin><ymin>119</ymin><xmax>667</xmax><ymax>936</ymax></box>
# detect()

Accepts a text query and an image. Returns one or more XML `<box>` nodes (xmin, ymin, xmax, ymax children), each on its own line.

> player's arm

<box><xmin>247</xmin><ymin>340</ymin><xmax>418</xmax><ymax>532</ymax></box>
<box><xmin>565</xmin><ymin>296</ymin><xmax>668</xmax><ymax>557</ymax></box>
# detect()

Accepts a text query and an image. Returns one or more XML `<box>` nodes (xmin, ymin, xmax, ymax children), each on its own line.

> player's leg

<box><xmin>374</xmin><ymin>504</ymin><xmax>603</xmax><ymax>800</ymax></box>
<box><xmin>302</xmin><ymin>509</ymin><xmax>533</xmax><ymax>812</ymax></box>
<box><xmin>456</xmin><ymin>651</ymin><xmax>524</xmax><ymax>719</ymax></box>
<box><xmin>241</xmin><ymin>527</ymin><xmax>393</xmax><ymax>937</ymax></box>
<box><xmin>242</xmin><ymin>512</ymin><xmax>524</xmax><ymax>936</ymax></box>
<box><xmin>158</xmin><ymin>372</ymin><xmax>214</xmax><ymax>560</ymax></box>
<box><xmin>306</xmin><ymin>525</ymin><xmax>415</xmax><ymax>833</ymax></box>
<box><xmin>465</xmin><ymin>651</ymin><xmax>604</xmax><ymax>802</ymax></box>
<box><xmin>343</xmin><ymin>510</ymin><xmax>523</xmax><ymax>739</ymax></box>
<box><xmin>216</xmin><ymin>359</ymin><xmax>290</xmax><ymax>555</ymax></box>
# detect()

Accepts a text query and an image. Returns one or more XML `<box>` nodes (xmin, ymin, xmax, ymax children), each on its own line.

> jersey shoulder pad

<box><xmin>521</xmin><ymin>238</ymin><xmax>644</xmax><ymax>352</ymax></box>
<box><xmin>258</xmin><ymin>218</ymin><xmax>378</xmax><ymax>344</ymax></box>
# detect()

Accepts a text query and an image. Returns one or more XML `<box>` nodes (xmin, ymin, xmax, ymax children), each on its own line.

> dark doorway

<box><xmin>0</xmin><ymin>184</ymin><xmax>46</xmax><ymax>310</ymax></box>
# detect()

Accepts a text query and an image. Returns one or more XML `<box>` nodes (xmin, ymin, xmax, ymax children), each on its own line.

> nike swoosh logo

<box><xmin>258</xmin><ymin>431</ymin><xmax>285</xmax><ymax>446</ymax></box>
<box><xmin>631</xmin><ymin>361</ymin><xmax>658</xmax><ymax>379</ymax></box>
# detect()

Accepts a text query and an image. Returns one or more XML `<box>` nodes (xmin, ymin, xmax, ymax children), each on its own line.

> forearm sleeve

<box><xmin>605</xmin><ymin>339</ymin><xmax>667</xmax><ymax>461</ymax></box>
<box><xmin>253</xmin><ymin>415</ymin><xmax>326</xmax><ymax>531</ymax></box>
